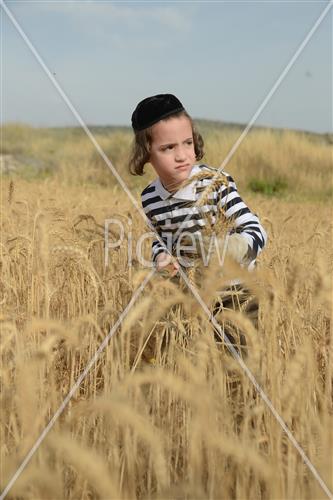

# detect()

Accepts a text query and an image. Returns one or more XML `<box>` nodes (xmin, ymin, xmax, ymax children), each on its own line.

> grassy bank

<box><xmin>1</xmin><ymin>122</ymin><xmax>332</xmax><ymax>202</ymax></box>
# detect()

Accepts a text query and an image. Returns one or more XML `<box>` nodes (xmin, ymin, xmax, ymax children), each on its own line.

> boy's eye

<box><xmin>162</xmin><ymin>140</ymin><xmax>193</xmax><ymax>151</ymax></box>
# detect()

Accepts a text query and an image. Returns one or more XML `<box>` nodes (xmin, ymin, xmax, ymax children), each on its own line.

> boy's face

<box><xmin>149</xmin><ymin>115</ymin><xmax>196</xmax><ymax>192</ymax></box>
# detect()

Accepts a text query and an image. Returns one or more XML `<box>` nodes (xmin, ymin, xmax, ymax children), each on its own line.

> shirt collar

<box><xmin>154</xmin><ymin>164</ymin><xmax>201</xmax><ymax>201</ymax></box>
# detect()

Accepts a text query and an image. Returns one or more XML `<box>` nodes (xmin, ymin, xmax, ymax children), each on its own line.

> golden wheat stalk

<box><xmin>171</xmin><ymin>169</ymin><xmax>234</xmax><ymax>288</ymax></box>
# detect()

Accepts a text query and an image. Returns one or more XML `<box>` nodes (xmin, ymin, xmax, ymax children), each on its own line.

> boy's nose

<box><xmin>175</xmin><ymin>148</ymin><xmax>186</xmax><ymax>161</ymax></box>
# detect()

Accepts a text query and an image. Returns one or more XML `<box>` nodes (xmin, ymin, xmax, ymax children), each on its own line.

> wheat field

<box><xmin>0</xmin><ymin>124</ymin><xmax>332</xmax><ymax>499</ymax></box>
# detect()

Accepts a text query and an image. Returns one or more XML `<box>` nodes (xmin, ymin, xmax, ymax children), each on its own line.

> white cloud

<box><xmin>147</xmin><ymin>6</ymin><xmax>193</xmax><ymax>33</ymax></box>
<box><xmin>31</xmin><ymin>2</ymin><xmax>194</xmax><ymax>35</ymax></box>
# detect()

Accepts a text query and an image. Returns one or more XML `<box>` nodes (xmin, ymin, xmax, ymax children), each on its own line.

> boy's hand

<box><xmin>155</xmin><ymin>252</ymin><xmax>180</xmax><ymax>277</ymax></box>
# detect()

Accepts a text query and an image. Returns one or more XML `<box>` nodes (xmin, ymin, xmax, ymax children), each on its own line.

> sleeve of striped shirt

<box><xmin>140</xmin><ymin>201</ymin><xmax>169</xmax><ymax>263</ymax></box>
<box><xmin>151</xmin><ymin>232</ymin><xmax>168</xmax><ymax>263</ymax></box>
<box><xmin>217</xmin><ymin>173</ymin><xmax>268</xmax><ymax>260</ymax></box>
<box><xmin>144</xmin><ymin>214</ymin><xmax>168</xmax><ymax>263</ymax></box>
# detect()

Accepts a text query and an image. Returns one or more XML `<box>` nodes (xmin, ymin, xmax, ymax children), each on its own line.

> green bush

<box><xmin>248</xmin><ymin>177</ymin><xmax>288</xmax><ymax>196</ymax></box>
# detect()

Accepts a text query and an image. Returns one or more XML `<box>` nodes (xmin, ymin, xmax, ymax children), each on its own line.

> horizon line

<box><xmin>1</xmin><ymin>118</ymin><xmax>331</xmax><ymax>136</ymax></box>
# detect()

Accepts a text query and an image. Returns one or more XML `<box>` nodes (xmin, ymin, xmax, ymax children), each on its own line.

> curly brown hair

<box><xmin>128</xmin><ymin>110</ymin><xmax>205</xmax><ymax>176</ymax></box>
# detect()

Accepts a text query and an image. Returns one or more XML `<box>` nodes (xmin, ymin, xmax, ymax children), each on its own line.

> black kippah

<box><xmin>131</xmin><ymin>93</ymin><xmax>185</xmax><ymax>131</ymax></box>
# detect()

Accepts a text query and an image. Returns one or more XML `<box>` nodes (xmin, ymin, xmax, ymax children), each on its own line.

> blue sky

<box><xmin>1</xmin><ymin>1</ymin><xmax>332</xmax><ymax>133</ymax></box>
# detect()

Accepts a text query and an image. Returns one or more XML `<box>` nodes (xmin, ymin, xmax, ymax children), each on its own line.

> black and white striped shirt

<box><xmin>141</xmin><ymin>164</ymin><xmax>267</xmax><ymax>279</ymax></box>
